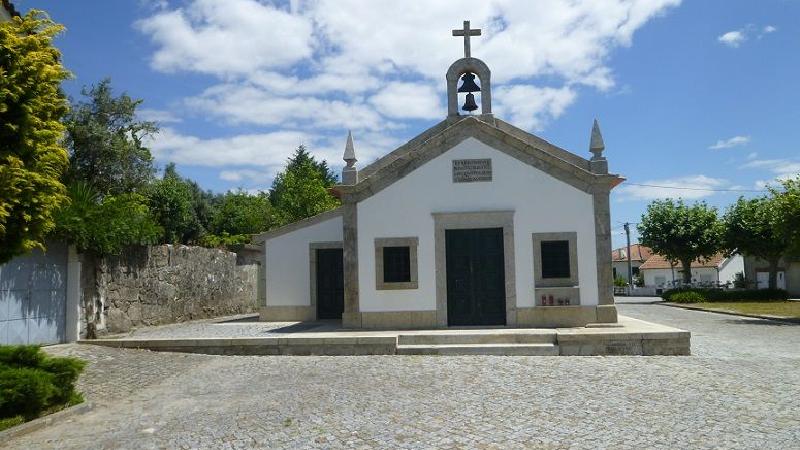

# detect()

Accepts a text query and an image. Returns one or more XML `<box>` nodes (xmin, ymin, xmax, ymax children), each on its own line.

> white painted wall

<box><xmin>357</xmin><ymin>137</ymin><xmax>599</xmax><ymax>312</ymax></box>
<box><xmin>642</xmin><ymin>268</ymin><xmax>678</xmax><ymax>288</ymax></box>
<box><xmin>264</xmin><ymin>215</ymin><xmax>343</xmax><ymax>307</ymax></box>
<box><xmin>718</xmin><ymin>254</ymin><xmax>744</xmax><ymax>285</ymax></box>
<box><xmin>642</xmin><ymin>266</ymin><xmax>730</xmax><ymax>287</ymax></box>
<box><xmin>612</xmin><ymin>260</ymin><xmax>643</xmax><ymax>283</ymax></box>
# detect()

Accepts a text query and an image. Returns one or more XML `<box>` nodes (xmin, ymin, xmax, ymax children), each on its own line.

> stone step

<box><xmin>396</xmin><ymin>343</ymin><xmax>559</xmax><ymax>356</ymax></box>
<box><xmin>397</xmin><ymin>331</ymin><xmax>556</xmax><ymax>346</ymax></box>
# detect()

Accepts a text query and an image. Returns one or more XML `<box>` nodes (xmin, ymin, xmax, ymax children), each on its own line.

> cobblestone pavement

<box><xmin>618</xmin><ymin>298</ymin><xmax>800</xmax><ymax>358</ymax></box>
<box><xmin>116</xmin><ymin>314</ymin><xmax>345</xmax><ymax>339</ymax></box>
<box><xmin>5</xmin><ymin>302</ymin><xmax>799</xmax><ymax>449</ymax></box>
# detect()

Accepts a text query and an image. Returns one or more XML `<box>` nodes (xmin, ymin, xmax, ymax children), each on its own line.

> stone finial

<box><xmin>589</xmin><ymin>119</ymin><xmax>608</xmax><ymax>174</ymax></box>
<box><xmin>590</xmin><ymin>118</ymin><xmax>605</xmax><ymax>159</ymax></box>
<box><xmin>343</xmin><ymin>130</ymin><xmax>357</xmax><ymax>167</ymax></box>
<box><xmin>342</xmin><ymin>130</ymin><xmax>358</xmax><ymax>185</ymax></box>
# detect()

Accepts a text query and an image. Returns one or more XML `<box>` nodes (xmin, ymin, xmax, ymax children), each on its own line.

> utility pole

<box><xmin>623</xmin><ymin>222</ymin><xmax>633</xmax><ymax>294</ymax></box>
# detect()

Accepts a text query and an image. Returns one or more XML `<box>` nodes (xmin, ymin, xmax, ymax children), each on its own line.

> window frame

<box><xmin>533</xmin><ymin>232</ymin><xmax>579</xmax><ymax>288</ymax></box>
<box><xmin>375</xmin><ymin>237</ymin><xmax>419</xmax><ymax>290</ymax></box>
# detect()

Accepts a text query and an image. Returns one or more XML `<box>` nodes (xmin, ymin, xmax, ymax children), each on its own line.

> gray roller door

<box><xmin>0</xmin><ymin>242</ymin><xmax>68</xmax><ymax>345</ymax></box>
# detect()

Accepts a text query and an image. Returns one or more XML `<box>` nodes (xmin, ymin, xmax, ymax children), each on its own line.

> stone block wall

<box><xmin>81</xmin><ymin>245</ymin><xmax>259</xmax><ymax>335</ymax></box>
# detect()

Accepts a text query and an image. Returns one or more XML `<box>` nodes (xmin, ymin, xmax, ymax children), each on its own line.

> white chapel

<box><xmin>253</xmin><ymin>21</ymin><xmax>624</xmax><ymax>329</ymax></box>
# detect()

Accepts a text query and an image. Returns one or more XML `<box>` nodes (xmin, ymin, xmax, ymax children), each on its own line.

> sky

<box><xmin>12</xmin><ymin>0</ymin><xmax>800</xmax><ymax>248</ymax></box>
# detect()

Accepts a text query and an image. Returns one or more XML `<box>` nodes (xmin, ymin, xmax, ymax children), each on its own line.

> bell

<box><xmin>462</xmin><ymin>92</ymin><xmax>478</xmax><ymax>112</ymax></box>
<box><xmin>457</xmin><ymin>72</ymin><xmax>481</xmax><ymax>93</ymax></box>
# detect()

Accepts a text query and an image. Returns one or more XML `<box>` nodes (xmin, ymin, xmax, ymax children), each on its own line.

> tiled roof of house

<box><xmin>611</xmin><ymin>244</ymin><xmax>652</xmax><ymax>262</ymax></box>
<box><xmin>639</xmin><ymin>253</ymin><xmax>726</xmax><ymax>270</ymax></box>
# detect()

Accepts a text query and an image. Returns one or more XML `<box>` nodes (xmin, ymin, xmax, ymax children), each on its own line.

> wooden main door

<box><xmin>445</xmin><ymin>228</ymin><xmax>506</xmax><ymax>326</ymax></box>
<box><xmin>316</xmin><ymin>248</ymin><xmax>344</xmax><ymax>320</ymax></box>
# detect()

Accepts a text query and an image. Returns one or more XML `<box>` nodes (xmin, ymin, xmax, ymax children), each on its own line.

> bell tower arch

<box><xmin>447</xmin><ymin>20</ymin><xmax>491</xmax><ymax>117</ymax></box>
<box><xmin>446</xmin><ymin>58</ymin><xmax>492</xmax><ymax>117</ymax></box>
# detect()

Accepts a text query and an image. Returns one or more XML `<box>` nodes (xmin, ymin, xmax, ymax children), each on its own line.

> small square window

<box><xmin>383</xmin><ymin>246</ymin><xmax>411</xmax><ymax>283</ymax></box>
<box><xmin>375</xmin><ymin>237</ymin><xmax>418</xmax><ymax>290</ymax></box>
<box><xmin>541</xmin><ymin>240</ymin><xmax>570</xmax><ymax>279</ymax></box>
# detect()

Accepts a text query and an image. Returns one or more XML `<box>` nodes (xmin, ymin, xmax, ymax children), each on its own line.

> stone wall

<box><xmin>82</xmin><ymin>245</ymin><xmax>259</xmax><ymax>335</ymax></box>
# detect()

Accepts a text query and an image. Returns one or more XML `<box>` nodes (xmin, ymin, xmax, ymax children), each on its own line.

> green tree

<box><xmin>638</xmin><ymin>199</ymin><xmax>722</xmax><ymax>285</ymax></box>
<box><xmin>772</xmin><ymin>176</ymin><xmax>800</xmax><ymax>256</ymax></box>
<box><xmin>64</xmin><ymin>79</ymin><xmax>157</xmax><ymax>195</ymax></box>
<box><xmin>270</xmin><ymin>146</ymin><xmax>340</xmax><ymax>224</ymax></box>
<box><xmin>0</xmin><ymin>11</ymin><xmax>71</xmax><ymax>263</ymax></box>
<box><xmin>211</xmin><ymin>190</ymin><xmax>274</xmax><ymax>237</ymax></box>
<box><xmin>146</xmin><ymin>164</ymin><xmax>199</xmax><ymax>244</ymax></box>
<box><xmin>723</xmin><ymin>196</ymin><xmax>790</xmax><ymax>289</ymax></box>
<box><xmin>53</xmin><ymin>182</ymin><xmax>161</xmax><ymax>255</ymax></box>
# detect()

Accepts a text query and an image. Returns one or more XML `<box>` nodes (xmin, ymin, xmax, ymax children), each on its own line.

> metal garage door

<box><xmin>0</xmin><ymin>242</ymin><xmax>68</xmax><ymax>345</ymax></box>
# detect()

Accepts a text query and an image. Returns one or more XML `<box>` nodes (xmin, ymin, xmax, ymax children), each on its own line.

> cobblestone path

<box><xmin>4</xmin><ymin>302</ymin><xmax>799</xmax><ymax>449</ymax></box>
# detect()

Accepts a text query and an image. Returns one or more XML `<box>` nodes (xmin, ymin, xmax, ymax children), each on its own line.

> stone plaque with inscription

<box><xmin>452</xmin><ymin>158</ymin><xmax>492</xmax><ymax>183</ymax></box>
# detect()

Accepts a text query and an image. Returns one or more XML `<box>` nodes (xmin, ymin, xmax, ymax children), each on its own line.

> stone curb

<box><xmin>660</xmin><ymin>302</ymin><xmax>800</xmax><ymax>325</ymax></box>
<box><xmin>0</xmin><ymin>402</ymin><xmax>94</xmax><ymax>441</ymax></box>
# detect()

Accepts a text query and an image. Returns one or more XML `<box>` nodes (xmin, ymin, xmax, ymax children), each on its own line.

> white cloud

<box><xmin>718</xmin><ymin>24</ymin><xmax>777</xmax><ymax>48</ymax></box>
<box><xmin>494</xmin><ymin>85</ymin><xmax>577</xmax><ymax>130</ymax></box>
<box><xmin>741</xmin><ymin>158</ymin><xmax>800</xmax><ymax>188</ymax></box>
<box><xmin>185</xmin><ymin>84</ymin><xmax>386</xmax><ymax>130</ymax></box>
<box><xmin>369</xmin><ymin>82</ymin><xmax>442</xmax><ymax>120</ymax></box>
<box><xmin>146</xmin><ymin>127</ymin><xmax>402</xmax><ymax>188</ymax></box>
<box><xmin>718</xmin><ymin>30</ymin><xmax>746</xmax><ymax>48</ymax></box>
<box><xmin>615</xmin><ymin>175</ymin><xmax>729</xmax><ymax>200</ymax></box>
<box><xmin>709</xmin><ymin>135</ymin><xmax>750</xmax><ymax>149</ymax></box>
<box><xmin>149</xmin><ymin>127</ymin><xmax>312</xmax><ymax>170</ymax></box>
<box><xmin>138</xmin><ymin>0</ymin><xmax>682</xmax><ymax>133</ymax></box>
<box><xmin>219</xmin><ymin>169</ymin><xmax>273</xmax><ymax>186</ymax></box>
<box><xmin>138</xmin><ymin>108</ymin><xmax>182</xmax><ymax>124</ymax></box>
<box><xmin>136</xmin><ymin>0</ymin><xmax>313</xmax><ymax>75</ymax></box>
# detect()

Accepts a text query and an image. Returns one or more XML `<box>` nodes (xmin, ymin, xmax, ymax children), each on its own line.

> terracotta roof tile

<box><xmin>639</xmin><ymin>253</ymin><xmax>726</xmax><ymax>270</ymax></box>
<box><xmin>611</xmin><ymin>244</ymin><xmax>653</xmax><ymax>262</ymax></box>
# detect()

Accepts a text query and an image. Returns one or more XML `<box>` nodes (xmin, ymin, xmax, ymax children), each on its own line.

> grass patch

<box><xmin>0</xmin><ymin>415</ymin><xmax>25</xmax><ymax>432</ymax></box>
<box><xmin>682</xmin><ymin>301</ymin><xmax>800</xmax><ymax>320</ymax></box>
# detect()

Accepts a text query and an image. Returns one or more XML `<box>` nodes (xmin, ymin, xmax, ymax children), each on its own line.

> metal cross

<box><xmin>452</xmin><ymin>20</ymin><xmax>481</xmax><ymax>58</ymax></box>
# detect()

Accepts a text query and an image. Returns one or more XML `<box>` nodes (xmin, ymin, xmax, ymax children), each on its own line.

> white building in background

<box><xmin>253</xmin><ymin>22</ymin><xmax>625</xmax><ymax>329</ymax></box>
<box><xmin>638</xmin><ymin>253</ymin><xmax>744</xmax><ymax>290</ymax></box>
<box><xmin>611</xmin><ymin>244</ymin><xmax>652</xmax><ymax>285</ymax></box>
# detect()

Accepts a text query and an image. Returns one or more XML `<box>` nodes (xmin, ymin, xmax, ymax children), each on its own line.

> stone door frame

<box><xmin>309</xmin><ymin>241</ymin><xmax>344</xmax><ymax>320</ymax></box>
<box><xmin>432</xmin><ymin>211</ymin><xmax>516</xmax><ymax>327</ymax></box>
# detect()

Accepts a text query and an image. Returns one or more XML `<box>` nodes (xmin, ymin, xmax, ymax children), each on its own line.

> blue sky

<box><xmin>14</xmin><ymin>0</ymin><xmax>800</xmax><ymax>248</ymax></box>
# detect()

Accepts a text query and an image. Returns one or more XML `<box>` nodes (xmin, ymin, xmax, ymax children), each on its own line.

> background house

<box><xmin>638</xmin><ymin>252</ymin><xmax>743</xmax><ymax>291</ymax></box>
<box><xmin>611</xmin><ymin>244</ymin><xmax>652</xmax><ymax>285</ymax></box>
<box><xmin>742</xmin><ymin>255</ymin><xmax>798</xmax><ymax>295</ymax></box>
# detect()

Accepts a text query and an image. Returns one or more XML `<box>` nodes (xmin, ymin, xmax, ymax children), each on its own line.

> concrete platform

<box><xmin>80</xmin><ymin>316</ymin><xmax>690</xmax><ymax>356</ymax></box>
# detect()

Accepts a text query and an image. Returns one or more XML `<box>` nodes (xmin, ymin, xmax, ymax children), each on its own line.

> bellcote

<box><xmin>447</xmin><ymin>20</ymin><xmax>492</xmax><ymax>117</ymax></box>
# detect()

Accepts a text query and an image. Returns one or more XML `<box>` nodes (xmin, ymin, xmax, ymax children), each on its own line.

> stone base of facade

<box><xmin>259</xmin><ymin>305</ymin><xmax>316</xmax><ymax>322</ymax></box>
<box><xmin>516</xmin><ymin>305</ymin><xmax>618</xmax><ymax>328</ymax></box>
<box><xmin>339</xmin><ymin>306</ymin><xmax>617</xmax><ymax>329</ymax></box>
<box><xmin>343</xmin><ymin>311</ymin><xmax>438</xmax><ymax>329</ymax></box>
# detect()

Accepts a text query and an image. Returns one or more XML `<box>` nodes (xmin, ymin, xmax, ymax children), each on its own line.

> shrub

<box><xmin>614</xmin><ymin>276</ymin><xmax>628</xmax><ymax>287</ymax></box>
<box><xmin>39</xmin><ymin>356</ymin><xmax>86</xmax><ymax>405</ymax></box>
<box><xmin>0</xmin><ymin>345</ymin><xmax>46</xmax><ymax>367</ymax></box>
<box><xmin>670</xmin><ymin>291</ymin><xmax>706</xmax><ymax>303</ymax></box>
<box><xmin>0</xmin><ymin>346</ymin><xmax>85</xmax><ymax>421</ymax></box>
<box><xmin>0</xmin><ymin>366</ymin><xmax>56</xmax><ymax>419</ymax></box>
<box><xmin>662</xmin><ymin>288</ymin><xmax>789</xmax><ymax>302</ymax></box>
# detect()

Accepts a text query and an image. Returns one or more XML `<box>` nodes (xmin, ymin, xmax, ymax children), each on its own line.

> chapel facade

<box><xmin>254</xmin><ymin>21</ymin><xmax>624</xmax><ymax>329</ymax></box>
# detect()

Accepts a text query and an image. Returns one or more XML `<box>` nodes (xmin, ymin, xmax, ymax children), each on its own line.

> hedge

<box><xmin>661</xmin><ymin>288</ymin><xmax>789</xmax><ymax>303</ymax></box>
<box><xmin>0</xmin><ymin>345</ymin><xmax>86</xmax><ymax>423</ymax></box>
<box><xmin>669</xmin><ymin>291</ymin><xmax>707</xmax><ymax>304</ymax></box>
